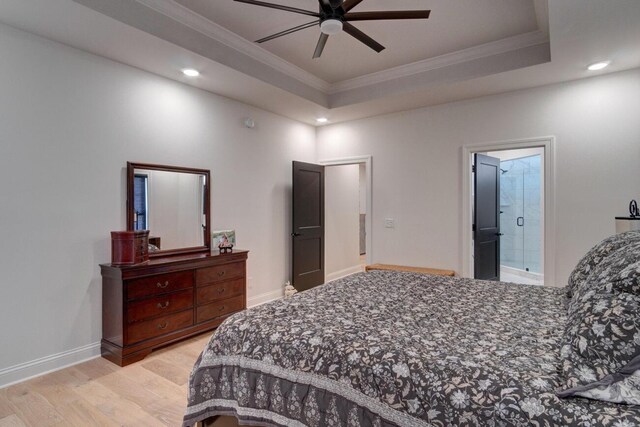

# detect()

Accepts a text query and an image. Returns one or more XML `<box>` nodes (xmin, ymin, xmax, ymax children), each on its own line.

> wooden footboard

<box><xmin>365</xmin><ymin>263</ymin><xmax>456</xmax><ymax>276</ymax></box>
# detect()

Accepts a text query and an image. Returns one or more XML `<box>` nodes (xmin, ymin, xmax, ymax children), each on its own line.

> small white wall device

<box><xmin>243</xmin><ymin>118</ymin><xmax>255</xmax><ymax>129</ymax></box>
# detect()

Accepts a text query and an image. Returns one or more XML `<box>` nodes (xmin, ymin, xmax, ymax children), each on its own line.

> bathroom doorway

<box><xmin>461</xmin><ymin>136</ymin><xmax>556</xmax><ymax>286</ymax></box>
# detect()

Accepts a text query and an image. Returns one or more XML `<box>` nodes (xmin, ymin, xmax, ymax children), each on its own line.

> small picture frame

<box><xmin>211</xmin><ymin>230</ymin><xmax>236</xmax><ymax>253</ymax></box>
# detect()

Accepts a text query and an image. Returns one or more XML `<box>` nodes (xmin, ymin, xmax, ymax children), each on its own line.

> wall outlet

<box><xmin>384</xmin><ymin>218</ymin><xmax>395</xmax><ymax>228</ymax></box>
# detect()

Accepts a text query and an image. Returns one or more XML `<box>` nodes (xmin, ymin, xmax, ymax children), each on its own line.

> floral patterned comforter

<box><xmin>184</xmin><ymin>271</ymin><xmax>640</xmax><ymax>426</ymax></box>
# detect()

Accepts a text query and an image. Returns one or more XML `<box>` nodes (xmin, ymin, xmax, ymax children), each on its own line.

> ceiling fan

<box><xmin>234</xmin><ymin>0</ymin><xmax>431</xmax><ymax>58</ymax></box>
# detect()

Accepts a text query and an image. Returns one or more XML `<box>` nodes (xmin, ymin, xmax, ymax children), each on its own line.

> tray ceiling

<box><xmin>175</xmin><ymin>0</ymin><xmax>541</xmax><ymax>83</ymax></box>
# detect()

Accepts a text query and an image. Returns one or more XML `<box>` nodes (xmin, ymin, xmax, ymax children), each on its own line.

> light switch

<box><xmin>384</xmin><ymin>218</ymin><xmax>395</xmax><ymax>228</ymax></box>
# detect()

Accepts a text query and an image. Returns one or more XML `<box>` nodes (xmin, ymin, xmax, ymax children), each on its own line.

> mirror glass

<box><xmin>128</xmin><ymin>163</ymin><xmax>209</xmax><ymax>254</ymax></box>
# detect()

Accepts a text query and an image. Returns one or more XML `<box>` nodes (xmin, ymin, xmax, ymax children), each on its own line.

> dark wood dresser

<box><xmin>100</xmin><ymin>250</ymin><xmax>248</xmax><ymax>366</ymax></box>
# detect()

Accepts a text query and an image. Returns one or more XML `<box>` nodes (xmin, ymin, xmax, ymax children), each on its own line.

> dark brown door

<box><xmin>292</xmin><ymin>161</ymin><xmax>325</xmax><ymax>291</ymax></box>
<box><xmin>474</xmin><ymin>153</ymin><xmax>501</xmax><ymax>281</ymax></box>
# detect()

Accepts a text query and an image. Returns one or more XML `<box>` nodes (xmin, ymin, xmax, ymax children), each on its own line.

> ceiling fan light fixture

<box><xmin>320</xmin><ymin>19</ymin><xmax>343</xmax><ymax>35</ymax></box>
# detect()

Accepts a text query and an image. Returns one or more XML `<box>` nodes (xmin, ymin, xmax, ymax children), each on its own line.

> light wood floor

<box><xmin>0</xmin><ymin>333</ymin><xmax>240</xmax><ymax>427</ymax></box>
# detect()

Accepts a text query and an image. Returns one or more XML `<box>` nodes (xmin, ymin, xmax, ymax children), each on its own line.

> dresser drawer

<box><xmin>127</xmin><ymin>271</ymin><xmax>193</xmax><ymax>300</ymax></box>
<box><xmin>126</xmin><ymin>310</ymin><xmax>193</xmax><ymax>344</ymax></box>
<box><xmin>196</xmin><ymin>295</ymin><xmax>244</xmax><ymax>323</ymax></box>
<box><xmin>127</xmin><ymin>289</ymin><xmax>193</xmax><ymax>323</ymax></box>
<box><xmin>196</xmin><ymin>262</ymin><xmax>244</xmax><ymax>286</ymax></box>
<box><xmin>197</xmin><ymin>279</ymin><xmax>244</xmax><ymax>305</ymax></box>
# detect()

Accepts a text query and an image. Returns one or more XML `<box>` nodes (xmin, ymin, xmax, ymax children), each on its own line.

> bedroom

<box><xmin>0</xmin><ymin>0</ymin><xmax>639</xmax><ymax>426</ymax></box>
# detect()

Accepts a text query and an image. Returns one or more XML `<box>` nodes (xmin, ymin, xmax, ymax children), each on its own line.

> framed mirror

<box><xmin>127</xmin><ymin>162</ymin><xmax>210</xmax><ymax>257</ymax></box>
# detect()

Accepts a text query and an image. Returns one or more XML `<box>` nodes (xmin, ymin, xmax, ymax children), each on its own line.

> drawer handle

<box><xmin>157</xmin><ymin>281</ymin><xmax>169</xmax><ymax>289</ymax></box>
<box><xmin>157</xmin><ymin>321</ymin><xmax>168</xmax><ymax>330</ymax></box>
<box><xmin>217</xmin><ymin>271</ymin><xmax>226</xmax><ymax>277</ymax></box>
<box><xmin>218</xmin><ymin>288</ymin><xmax>226</xmax><ymax>294</ymax></box>
<box><xmin>157</xmin><ymin>301</ymin><xmax>170</xmax><ymax>309</ymax></box>
<box><xmin>218</xmin><ymin>305</ymin><xmax>226</xmax><ymax>312</ymax></box>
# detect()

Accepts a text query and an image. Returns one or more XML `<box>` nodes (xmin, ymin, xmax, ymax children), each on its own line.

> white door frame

<box><xmin>319</xmin><ymin>155</ymin><xmax>373</xmax><ymax>266</ymax></box>
<box><xmin>461</xmin><ymin>137</ymin><xmax>557</xmax><ymax>285</ymax></box>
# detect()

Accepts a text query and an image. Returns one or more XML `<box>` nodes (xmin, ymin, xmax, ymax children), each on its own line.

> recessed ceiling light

<box><xmin>316</xmin><ymin>117</ymin><xmax>329</xmax><ymax>123</ymax></box>
<box><xmin>587</xmin><ymin>61</ymin><xmax>610</xmax><ymax>71</ymax></box>
<box><xmin>182</xmin><ymin>68</ymin><xmax>200</xmax><ymax>77</ymax></box>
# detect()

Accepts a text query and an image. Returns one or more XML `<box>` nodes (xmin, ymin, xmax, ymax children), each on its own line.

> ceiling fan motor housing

<box><xmin>320</xmin><ymin>19</ymin><xmax>343</xmax><ymax>35</ymax></box>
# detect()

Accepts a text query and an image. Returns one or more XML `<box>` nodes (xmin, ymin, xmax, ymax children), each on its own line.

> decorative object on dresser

<box><xmin>111</xmin><ymin>230</ymin><xmax>149</xmax><ymax>265</ymax></box>
<box><xmin>101</xmin><ymin>250</ymin><xmax>248</xmax><ymax>366</ymax></box>
<box><xmin>148</xmin><ymin>236</ymin><xmax>161</xmax><ymax>250</ymax></box>
<box><xmin>212</xmin><ymin>229</ymin><xmax>236</xmax><ymax>254</ymax></box>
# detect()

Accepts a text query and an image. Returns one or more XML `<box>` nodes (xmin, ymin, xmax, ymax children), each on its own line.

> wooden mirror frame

<box><xmin>126</xmin><ymin>162</ymin><xmax>211</xmax><ymax>258</ymax></box>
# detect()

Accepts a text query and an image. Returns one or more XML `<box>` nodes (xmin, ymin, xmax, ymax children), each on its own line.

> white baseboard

<box><xmin>248</xmin><ymin>289</ymin><xmax>283</xmax><ymax>308</ymax></box>
<box><xmin>0</xmin><ymin>290</ymin><xmax>284</xmax><ymax>389</ymax></box>
<box><xmin>0</xmin><ymin>342</ymin><xmax>101</xmax><ymax>389</ymax></box>
<box><xmin>325</xmin><ymin>265</ymin><xmax>364</xmax><ymax>283</ymax></box>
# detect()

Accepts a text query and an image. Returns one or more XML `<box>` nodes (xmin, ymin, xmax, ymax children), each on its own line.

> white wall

<box><xmin>325</xmin><ymin>165</ymin><xmax>361</xmax><ymax>280</ymax></box>
<box><xmin>0</xmin><ymin>24</ymin><xmax>315</xmax><ymax>382</ymax></box>
<box><xmin>318</xmin><ymin>68</ymin><xmax>640</xmax><ymax>287</ymax></box>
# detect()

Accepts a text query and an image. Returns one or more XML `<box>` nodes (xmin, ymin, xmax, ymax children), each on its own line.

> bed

<box><xmin>183</xmin><ymin>261</ymin><xmax>640</xmax><ymax>426</ymax></box>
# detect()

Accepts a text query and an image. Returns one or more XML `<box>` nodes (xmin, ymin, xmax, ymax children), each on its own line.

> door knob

<box><xmin>496</xmin><ymin>233</ymin><xmax>504</xmax><ymax>236</ymax></box>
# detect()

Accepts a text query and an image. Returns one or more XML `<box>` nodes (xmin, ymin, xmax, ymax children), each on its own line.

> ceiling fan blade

<box><xmin>341</xmin><ymin>0</ymin><xmax>363</xmax><ymax>12</ymax></box>
<box><xmin>318</xmin><ymin>0</ymin><xmax>332</xmax><ymax>13</ymax></box>
<box><xmin>342</xmin><ymin>22</ymin><xmax>385</xmax><ymax>53</ymax></box>
<box><xmin>313</xmin><ymin>33</ymin><xmax>329</xmax><ymax>58</ymax></box>
<box><xmin>256</xmin><ymin>21</ymin><xmax>318</xmax><ymax>43</ymax></box>
<box><xmin>345</xmin><ymin>10</ymin><xmax>431</xmax><ymax>21</ymax></box>
<box><xmin>234</xmin><ymin>0</ymin><xmax>320</xmax><ymax>17</ymax></box>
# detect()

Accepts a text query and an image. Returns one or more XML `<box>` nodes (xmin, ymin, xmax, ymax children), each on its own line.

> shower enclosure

<box><xmin>499</xmin><ymin>155</ymin><xmax>542</xmax><ymax>274</ymax></box>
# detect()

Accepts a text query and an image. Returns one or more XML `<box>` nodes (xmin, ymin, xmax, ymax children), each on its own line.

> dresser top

<box><xmin>100</xmin><ymin>250</ymin><xmax>249</xmax><ymax>276</ymax></box>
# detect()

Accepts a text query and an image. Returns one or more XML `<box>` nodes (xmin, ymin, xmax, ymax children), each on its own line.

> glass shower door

<box><xmin>499</xmin><ymin>155</ymin><xmax>541</xmax><ymax>273</ymax></box>
<box><xmin>523</xmin><ymin>155</ymin><xmax>542</xmax><ymax>273</ymax></box>
<box><xmin>500</xmin><ymin>159</ymin><xmax>525</xmax><ymax>270</ymax></box>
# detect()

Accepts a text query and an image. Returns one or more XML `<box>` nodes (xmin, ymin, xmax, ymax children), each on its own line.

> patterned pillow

<box><xmin>557</xmin><ymin>291</ymin><xmax>640</xmax><ymax>403</ymax></box>
<box><xmin>567</xmin><ymin>231</ymin><xmax>640</xmax><ymax>298</ymax></box>
<box><xmin>570</xmin><ymin>241</ymin><xmax>640</xmax><ymax>306</ymax></box>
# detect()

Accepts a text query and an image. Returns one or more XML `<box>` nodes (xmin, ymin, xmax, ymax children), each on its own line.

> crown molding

<box><xmin>328</xmin><ymin>30</ymin><xmax>550</xmax><ymax>94</ymax></box>
<box><xmin>134</xmin><ymin>0</ymin><xmax>549</xmax><ymax>95</ymax></box>
<box><xmin>133</xmin><ymin>0</ymin><xmax>549</xmax><ymax>98</ymax></box>
<box><xmin>133</xmin><ymin>0</ymin><xmax>332</xmax><ymax>93</ymax></box>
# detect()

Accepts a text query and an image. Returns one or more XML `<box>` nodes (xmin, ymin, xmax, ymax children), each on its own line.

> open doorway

<box><xmin>321</xmin><ymin>156</ymin><xmax>372</xmax><ymax>283</ymax></box>
<box><xmin>323</xmin><ymin>163</ymin><xmax>368</xmax><ymax>282</ymax></box>
<box><xmin>291</xmin><ymin>157</ymin><xmax>372</xmax><ymax>291</ymax></box>
<box><xmin>462</xmin><ymin>138</ymin><xmax>556</xmax><ymax>286</ymax></box>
